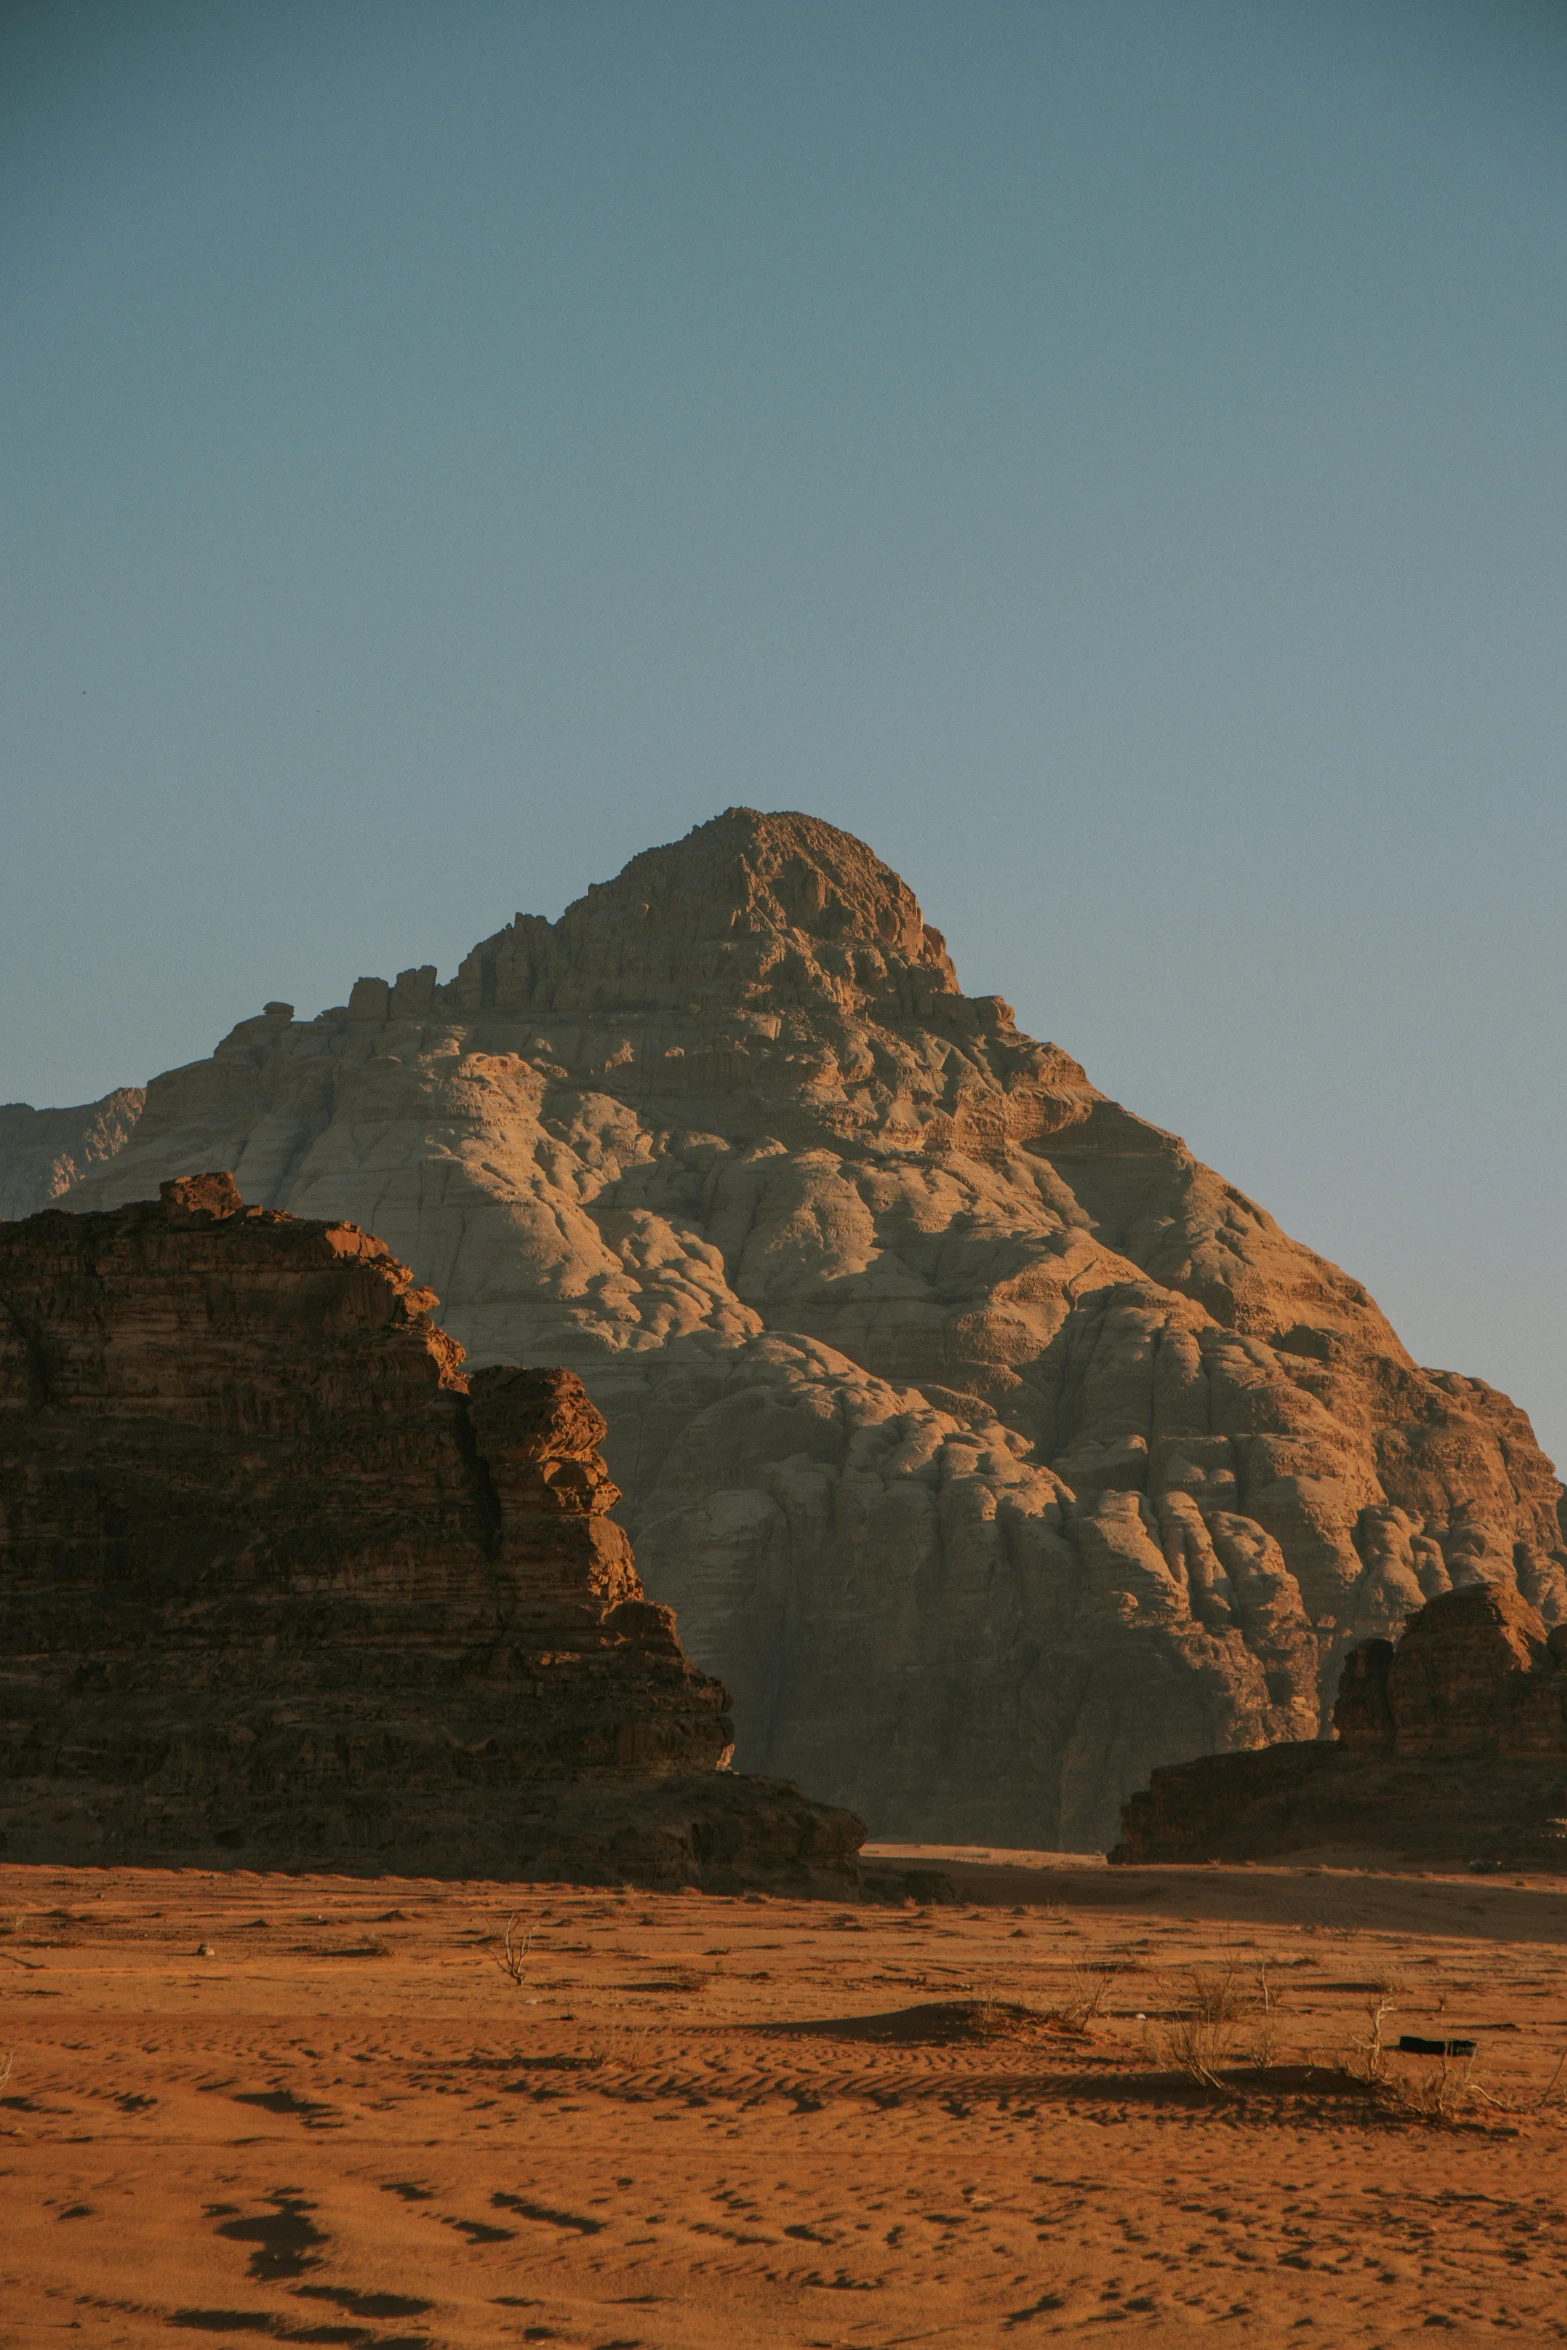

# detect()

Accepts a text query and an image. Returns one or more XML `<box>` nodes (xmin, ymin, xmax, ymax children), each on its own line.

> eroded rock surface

<box><xmin>0</xmin><ymin>1173</ymin><xmax>862</xmax><ymax>1886</ymax></box>
<box><xmin>53</xmin><ymin>808</ymin><xmax>1567</xmax><ymax>1845</ymax></box>
<box><xmin>0</xmin><ymin>1087</ymin><xmax>144</xmax><ymax>1219</ymax></box>
<box><xmin>1113</xmin><ymin>1584</ymin><xmax>1567</xmax><ymax>1868</ymax></box>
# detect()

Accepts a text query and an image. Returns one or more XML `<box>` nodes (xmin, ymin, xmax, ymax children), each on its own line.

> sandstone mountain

<box><xmin>0</xmin><ymin>1172</ymin><xmax>862</xmax><ymax>1886</ymax></box>
<box><xmin>48</xmin><ymin>808</ymin><xmax>1567</xmax><ymax>1846</ymax></box>
<box><xmin>0</xmin><ymin>1086</ymin><xmax>145</xmax><ymax>1220</ymax></box>
<box><xmin>1113</xmin><ymin>1582</ymin><xmax>1567</xmax><ymax>1869</ymax></box>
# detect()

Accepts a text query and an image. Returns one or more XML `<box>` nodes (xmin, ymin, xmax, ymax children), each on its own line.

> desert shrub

<box><xmin>1144</xmin><ymin>1960</ymin><xmax>1282</xmax><ymax>2091</ymax></box>
<box><xmin>1052</xmin><ymin>1968</ymin><xmax>1111</xmax><ymax>2032</ymax></box>
<box><xmin>495</xmin><ymin>1913</ymin><xmax>533</xmax><ymax>1986</ymax></box>
<box><xmin>1336</xmin><ymin>1996</ymin><xmax>1396</xmax><ymax>2088</ymax></box>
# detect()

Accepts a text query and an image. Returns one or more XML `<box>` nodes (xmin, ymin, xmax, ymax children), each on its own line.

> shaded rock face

<box><xmin>53</xmin><ymin>808</ymin><xmax>1567</xmax><ymax>1848</ymax></box>
<box><xmin>0</xmin><ymin>1174</ymin><xmax>862</xmax><ymax>1887</ymax></box>
<box><xmin>1114</xmin><ymin>1585</ymin><xmax>1567</xmax><ymax>1869</ymax></box>
<box><xmin>0</xmin><ymin>1088</ymin><xmax>145</xmax><ymax>1220</ymax></box>
<box><xmin>1340</xmin><ymin>1583</ymin><xmax>1567</xmax><ymax>1761</ymax></box>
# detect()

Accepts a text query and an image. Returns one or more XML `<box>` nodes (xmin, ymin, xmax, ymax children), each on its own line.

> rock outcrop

<box><xmin>49</xmin><ymin>808</ymin><xmax>1567</xmax><ymax>1846</ymax></box>
<box><xmin>1112</xmin><ymin>1584</ymin><xmax>1567</xmax><ymax>1869</ymax></box>
<box><xmin>0</xmin><ymin>1087</ymin><xmax>144</xmax><ymax>1220</ymax></box>
<box><xmin>0</xmin><ymin>1173</ymin><xmax>863</xmax><ymax>1887</ymax></box>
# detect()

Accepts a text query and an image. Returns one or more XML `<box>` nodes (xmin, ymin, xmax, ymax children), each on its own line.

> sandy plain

<box><xmin>2</xmin><ymin>1844</ymin><xmax>1565</xmax><ymax>2349</ymax></box>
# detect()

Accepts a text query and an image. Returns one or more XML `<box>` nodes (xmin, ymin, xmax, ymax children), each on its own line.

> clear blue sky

<box><xmin>4</xmin><ymin>1</ymin><xmax>1564</xmax><ymax>1466</ymax></box>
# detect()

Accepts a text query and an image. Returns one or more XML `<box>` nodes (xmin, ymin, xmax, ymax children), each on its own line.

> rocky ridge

<box><xmin>1113</xmin><ymin>1583</ymin><xmax>1567</xmax><ymax>1868</ymax></box>
<box><xmin>0</xmin><ymin>1087</ymin><xmax>145</xmax><ymax>1220</ymax></box>
<box><xmin>50</xmin><ymin>808</ymin><xmax>1567</xmax><ymax>1846</ymax></box>
<box><xmin>0</xmin><ymin>1172</ymin><xmax>863</xmax><ymax>1886</ymax></box>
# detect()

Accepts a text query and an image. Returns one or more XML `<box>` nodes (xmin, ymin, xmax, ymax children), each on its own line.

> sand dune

<box><xmin>3</xmin><ymin>1847</ymin><xmax>1565</xmax><ymax>2346</ymax></box>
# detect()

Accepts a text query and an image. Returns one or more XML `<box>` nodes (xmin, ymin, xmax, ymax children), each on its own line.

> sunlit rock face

<box><xmin>57</xmin><ymin>808</ymin><xmax>1567</xmax><ymax>1847</ymax></box>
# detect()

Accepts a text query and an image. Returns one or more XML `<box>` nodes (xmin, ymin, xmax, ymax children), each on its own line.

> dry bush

<box><xmin>1533</xmin><ymin>2048</ymin><xmax>1567</xmax><ymax>2112</ymax></box>
<box><xmin>1152</xmin><ymin>2011</ymin><xmax>1240</xmax><ymax>2092</ymax></box>
<box><xmin>1050</xmin><ymin>1969</ymin><xmax>1112</xmax><ymax>2032</ymax></box>
<box><xmin>1144</xmin><ymin>1960</ymin><xmax>1282</xmax><ymax>2092</ymax></box>
<box><xmin>662</xmin><ymin>1964</ymin><xmax>715</xmax><ymax>1997</ymax></box>
<box><xmin>582</xmin><ymin>2012</ymin><xmax>659</xmax><ymax>2070</ymax></box>
<box><xmin>1452</xmin><ymin>2046</ymin><xmax>1567</xmax><ymax>2123</ymax></box>
<box><xmin>1333</xmin><ymin>2002</ymin><xmax>1567</xmax><ymax>2127</ymax></box>
<box><xmin>1251</xmin><ymin>1963</ymin><xmax>1282</xmax><ymax>2069</ymax></box>
<box><xmin>1183</xmin><ymin>1959</ymin><xmax>1250</xmax><ymax>2024</ymax></box>
<box><xmin>0</xmin><ymin>2048</ymin><xmax>12</xmax><ymax>2092</ymax></box>
<box><xmin>973</xmin><ymin>1974</ymin><xmax>1048</xmax><ymax>2033</ymax></box>
<box><xmin>1337</xmin><ymin>2000</ymin><xmax>1482</xmax><ymax>2123</ymax></box>
<box><xmin>495</xmin><ymin>1913</ymin><xmax>534</xmax><ymax>1987</ymax></box>
<box><xmin>1337</xmin><ymin>1996</ymin><xmax>1396</xmax><ymax>2088</ymax></box>
<box><xmin>1379</xmin><ymin>2048</ymin><xmax>1478</xmax><ymax>2124</ymax></box>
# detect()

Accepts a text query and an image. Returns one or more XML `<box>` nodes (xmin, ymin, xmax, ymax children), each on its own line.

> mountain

<box><xmin>0</xmin><ymin>1086</ymin><xmax>145</xmax><ymax>1219</ymax></box>
<box><xmin>50</xmin><ymin>808</ymin><xmax>1567</xmax><ymax>1846</ymax></box>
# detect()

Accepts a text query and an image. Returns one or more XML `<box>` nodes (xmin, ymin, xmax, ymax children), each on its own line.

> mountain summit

<box><xmin>48</xmin><ymin>809</ymin><xmax>1567</xmax><ymax>1844</ymax></box>
<box><xmin>452</xmin><ymin>807</ymin><xmax>963</xmax><ymax>1019</ymax></box>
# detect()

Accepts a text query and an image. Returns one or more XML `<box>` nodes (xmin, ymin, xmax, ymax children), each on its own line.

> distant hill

<box><xmin>0</xmin><ymin>1086</ymin><xmax>145</xmax><ymax>1221</ymax></box>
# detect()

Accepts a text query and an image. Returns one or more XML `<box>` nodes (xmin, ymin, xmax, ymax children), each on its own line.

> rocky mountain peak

<box><xmin>27</xmin><ymin>807</ymin><xmax>1567</xmax><ymax>1849</ymax></box>
<box><xmin>449</xmin><ymin>806</ymin><xmax>963</xmax><ymax>1020</ymax></box>
<box><xmin>623</xmin><ymin>805</ymin><xmax>953</xmax><ymax>963</ymax></box>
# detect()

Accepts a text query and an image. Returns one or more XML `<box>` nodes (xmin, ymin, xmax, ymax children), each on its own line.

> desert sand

<box><xmin>3</xmin><ymin>1848</ymin><xmax>1565</xmax><ymax>2347</ymax></box>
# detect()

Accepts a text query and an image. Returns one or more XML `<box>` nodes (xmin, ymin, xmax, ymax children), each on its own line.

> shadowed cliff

<box><xmin>0</xmin><ymin>1171</ymin><xmax>863</xmax><ymax>1888</ymax></box>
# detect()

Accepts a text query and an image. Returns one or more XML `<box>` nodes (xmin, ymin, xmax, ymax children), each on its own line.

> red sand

<box><xmin>3</xmin><ymin>1845</ymin><xmax>1565</xmax><ymax>2347</ymax></box>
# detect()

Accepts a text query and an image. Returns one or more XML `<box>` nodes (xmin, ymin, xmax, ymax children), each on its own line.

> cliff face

<box><xmin>1113</xmin><ymin>1585</ymin><xmax>1567</xmax><ymax>1869</ymax></box>
<box><xmin>0</xmin><ymin>1087</ymin><xmax>144</xmax><ymax>1220</ymax></box>
<box><xmin>1333</xmin><ymin>1582</ymin><xmax>1567</xmax><ymax>1762</ymax></box>
<box><xmin>54</xmin><ymin>808</ymin><xmax>1567</xmax><ymax>1847</ymax></box>
<box><xmin>0</xmin><ymin>1172</ymin><xmax>862</xmax><ymax>1886</ymax></box>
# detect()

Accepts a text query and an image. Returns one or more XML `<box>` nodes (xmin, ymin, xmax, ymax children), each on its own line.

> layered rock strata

<box><xmin>51</xmin><ymin>808</ymin><xmax>1567</xmax><ymax>1846</ymax></box>
<box><xmin>1113</xmin><ymin>1584</ymin><xmax>1567</xmax><ymax>1869</ymax></box>
<box><xmin>0</xmin><ymin>1173</ymin><xmax>862</xmax><ymax>1887</ymax></box>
